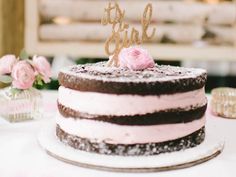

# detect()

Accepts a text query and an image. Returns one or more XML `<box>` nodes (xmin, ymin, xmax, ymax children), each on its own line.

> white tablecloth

<box><xmin>0</xmin><ymin>91</ymin><xmax>236</xmax><ymax>177</ymax></box>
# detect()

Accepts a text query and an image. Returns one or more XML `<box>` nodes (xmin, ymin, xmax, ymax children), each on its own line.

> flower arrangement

<box><xmin>0</xmin><ymin>51</ymin><xmax>51</xmax><ymax>91</ymax></box>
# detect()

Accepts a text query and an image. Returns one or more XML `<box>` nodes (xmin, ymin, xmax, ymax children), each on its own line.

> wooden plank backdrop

<box><xmin>39</xmin><ymin>0</ymin><xmax>236</xmax><ymax>25</ymax></box>
<box><xmin>0</xmin><ymin>1</ymin><xmax>2</xmax><ymax>55</ymax></box>
<box><xmin>24</xmin><ymin>0</ymin><xmax>236</xmax><ymax>60</ymax></box>
<box><xmin>0</xmin><ymin>0</ymin><xmax>24</xmax><ymax>56</ymax></box>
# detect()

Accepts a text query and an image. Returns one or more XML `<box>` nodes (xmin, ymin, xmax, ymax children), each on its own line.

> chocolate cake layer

<box><xmin>58</xmin><ymin>102</ymin><xmax>207</xmax><ymax>125</ymax></box>
<box><xmin>59</xmin><ymin>62</ymin><xmax>207</xmax><ymax>95</ymax></box>
<box><xmin>56</xmin><ymin>125</ymin><xmax>205</xmax><ymax>156</ymax></box>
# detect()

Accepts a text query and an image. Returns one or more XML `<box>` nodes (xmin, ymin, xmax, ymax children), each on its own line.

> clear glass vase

<box><xmin>0</xmin><ymin>86</ymin><xmax>43</xmax><ymax>122</ymax></box>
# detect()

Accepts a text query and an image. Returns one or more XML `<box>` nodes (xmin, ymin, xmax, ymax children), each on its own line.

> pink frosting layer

<box><xmin>58</xmin><ymin>86</ymin><xmax>207</xmax><ymax>116</ymax></box>
<box><xmin>56</xmin><ymin>115</ymin><xmax>206</xmax><ymax>144</ymax></box>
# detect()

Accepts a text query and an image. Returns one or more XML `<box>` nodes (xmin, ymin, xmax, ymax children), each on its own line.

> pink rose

<box><xmin>118</xmin><ymin>46</ymin><xmax>155</xmax><ymax>70</ymax></box>
<box><xmin>0</xmin><ymin>55</ymin><xmax>17</xmax><ymax>75</ymax></box>
<box><xmin>32</xmin><ymin>55</ymin><xmax>51</xmax><ymax>83</ymax></box>
<box><xmin>11</xmin><ymin>61</ymin><xmax>35</xmax><ymax>89</ymax></box>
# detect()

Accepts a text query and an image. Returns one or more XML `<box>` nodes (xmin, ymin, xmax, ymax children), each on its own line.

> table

<box><xmin>0</xmin><ymin>91</ymin><xmax>236</xmax><ymax>177</ymax></box>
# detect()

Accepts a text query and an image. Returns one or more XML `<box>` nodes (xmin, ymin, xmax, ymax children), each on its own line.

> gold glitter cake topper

<box><xmin>101</xmin><ymin>2</ymin><xmax>156</xmax><ymax>67</ymax></box>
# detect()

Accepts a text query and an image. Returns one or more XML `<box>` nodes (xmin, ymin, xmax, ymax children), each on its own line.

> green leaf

<box><xmin>37</xmin><ymin>79</ymin><xmax>43</xmax><ymax>86</ymax></box>
<box><xmin>0</xmin><ymin>75</ymin><xmax>12</xmax><ymax>84</ymax></box>
<box><xmin>19</xmin><ymin>49</ymin><xmax>29</xmax><ymax>60</ymax></box>
<box><xmin>34</xmin><ymin>74</ymin><xmax>43</xmax><ymax>86</ymax></box>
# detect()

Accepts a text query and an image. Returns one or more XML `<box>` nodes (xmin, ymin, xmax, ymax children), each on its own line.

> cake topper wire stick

<box><xmin>101</xmin><ymin>3</ymin><xmax>156</xmax><ymax>67</ymax></box>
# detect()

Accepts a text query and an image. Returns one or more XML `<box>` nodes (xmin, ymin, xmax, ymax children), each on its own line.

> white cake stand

<box><xmin>38</xmin><ymin>121</ymin><xmax>224</xmax><ymax>172</ymax></box>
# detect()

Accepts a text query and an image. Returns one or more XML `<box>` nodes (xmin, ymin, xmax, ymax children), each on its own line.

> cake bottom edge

<box><xmin>56</xmin><ymin>125</ymin><xmax>205</xmax><ymax>156</ymax></box>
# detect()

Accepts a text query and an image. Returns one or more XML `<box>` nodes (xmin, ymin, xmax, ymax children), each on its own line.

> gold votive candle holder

<box><xmin>211</xmin><ymin>87</ymin><xmax>236</xmax><ymax>119</ymax></box>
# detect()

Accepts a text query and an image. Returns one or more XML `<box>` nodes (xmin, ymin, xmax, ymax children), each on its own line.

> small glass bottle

<box><xmin>0</xmin><ymin>86</ymin><xmax>42</xmax><ymax>122</ymax></box>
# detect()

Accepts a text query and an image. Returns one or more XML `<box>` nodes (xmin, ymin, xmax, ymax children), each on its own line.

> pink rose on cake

<box><xmin>118</xmin><ymin>46</ymin><xmax>155</xmax><ymax>70</ymax></box>
<box><xmin>0</xmin><ymin>55</ymin><xmax>17</xmax><ymax>75</ymax></box>
<box><xmin>33</xmin><ymin>55</ymin><xmax>51</xmax><ymax>83</ymax></box>
<box><xmin>11</xmin><ymin>61</ymin><xmax>36</xmax><ymax>89</ymax></box>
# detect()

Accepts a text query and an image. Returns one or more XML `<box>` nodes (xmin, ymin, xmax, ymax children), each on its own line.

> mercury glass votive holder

<box><xmin>211</xmin><ymin>87</ymin><xmax>236</xmax><ymax>119</ymax></box>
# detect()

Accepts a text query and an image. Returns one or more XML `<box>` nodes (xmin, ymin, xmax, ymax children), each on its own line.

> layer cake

<box><xmin>56</xmin><ymin>62</ymin><xmax>207</xmax><ymax>156</ymax></box>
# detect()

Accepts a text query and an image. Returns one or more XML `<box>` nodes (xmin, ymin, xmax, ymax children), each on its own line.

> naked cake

<box><xmin>55</xmin><ymin>2</ymin><xmax>207</xmax><ymax>156</ymax></box>
<box><xmin>56</xmin><ymin>58</ymin><xmax>207</xmax><ymax>156</ymax></box>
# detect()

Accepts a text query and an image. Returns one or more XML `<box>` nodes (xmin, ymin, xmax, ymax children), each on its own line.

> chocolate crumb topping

<box><xmin>59</xmin><ymin>62</ymin><xmax>207</xmax><ymax>95</ymax></box>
